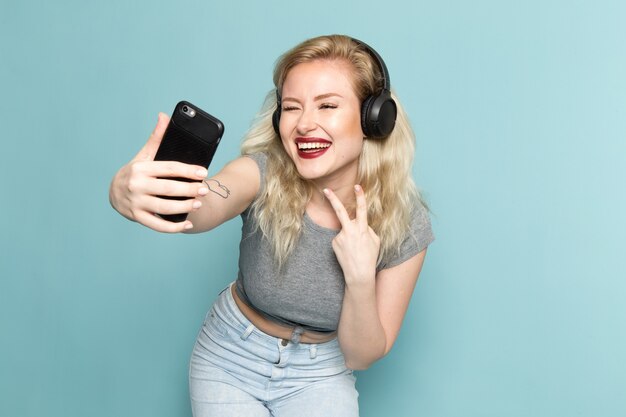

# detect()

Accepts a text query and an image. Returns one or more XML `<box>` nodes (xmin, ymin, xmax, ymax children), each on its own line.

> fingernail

<box><xmin>196</xmin><ymin>169</ymin><xmax>208</xmax><ymax>177</ymax></box>
<box><xmin>323</xmin><ymin>188</ymin><xmax>330</xmax><ymax>195</ymax></box>
<box><xmin>198</xmin><ymin>187</ymin><xmax>209</xmax><ymax>195</ymax></box>
<box><xmin>184</xmin><ymin>222</ymin><xmax>193</xmax><ymax>230</ymax></box>
<box><xmin>354</xmin><ymin>185</ymin><xmax>361</xmax><ymax>192</ymax></box>
<box><xmin>192</xmin><ymin>200</ymin><xmax>202</xmax><ymax>209</ymax></box>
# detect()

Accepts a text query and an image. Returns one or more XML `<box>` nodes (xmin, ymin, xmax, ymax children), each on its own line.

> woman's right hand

<box><xmin>108</xmin><ymin>113</ymin><xmax>210</xmax><ymax>233</ymax></box>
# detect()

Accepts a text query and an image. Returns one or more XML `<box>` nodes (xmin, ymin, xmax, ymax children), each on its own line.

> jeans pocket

<box><xmin>202</xmin><ymin>307</ymin><xmax>230</xmax><ymax>339</ymax></box>
<box><xmin>313</xmin><ymin>347</ymin><xmax>349</xmax><ymax>370</ymax></box>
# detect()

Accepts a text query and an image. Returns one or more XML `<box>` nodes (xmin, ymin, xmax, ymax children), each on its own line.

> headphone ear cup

<box><xmin>361</xmin><ymin>91</ymin><xmax>397</xmax><ymax>139</ymax></box>
<box><xmin>360</xmin><ymin>95</ymin><xmax>376</xmax><ymax>138</ymax></box>
<box><xmin>272</xmin><ymin>106</ymin><xmax>281</xmax><ymax>135</ymax></box>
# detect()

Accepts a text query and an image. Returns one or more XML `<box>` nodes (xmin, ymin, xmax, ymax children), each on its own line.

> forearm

<box><xmin>337</xmin><ymin>280</ymin><xmax>387</xmax><ymax>370</ymax></box>
<box><xmin>184</xmin><ymin>157</ymin><xmax>260</xmax><ymax>233</ymax></box>
<box><xmin>183</xmin><ymin>178</ymin><xmax>239</xmax><ymax>233</ymax></box>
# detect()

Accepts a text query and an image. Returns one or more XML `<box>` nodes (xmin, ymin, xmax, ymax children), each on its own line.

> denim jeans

<box><xmin>189</xmin><ymin>284</ymin><xmax>359</xmax><ymax>417</ymax></box>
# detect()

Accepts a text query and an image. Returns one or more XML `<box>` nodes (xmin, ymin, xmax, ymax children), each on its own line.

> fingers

<box><xmin>323</xmin><ymin>188</ymin><xmax>352</xmax><ymax>227</ymax></box>
<box><xmin>354</xmin><ymin>185</ymin><xmax>368</xmax><ymax>230</ymax></box>
<box><xmin>134</xmin><ymin>112</ymin><xmax>171</xmax><ymax>162</ymax></box>
<box><xmin>125</xmin><ymin>162</ymin><xmax>208</xmax><ymax>204</ymax></box>
<box><xmin>149</xmin><ymin>178</ymin><xmax>209</xmax><ymax>198</ymax></box>
<box><xmin>125</xmin><ymin>178</ymin><xmax>207</xmax><ymax>218</ymax></box>
<box><xmin>323</xmin><ymin>185</ymin><xmax>369</xmax><ymax>230</ymax></box>
<box><xmin>130</xmin><ymin>159</ymin><xmax>208</xmax><ymax>182</ymax></box>
<box><xmin>134</xmin><ymin>210</ymin><xmax>195</xmax><ymax>233</ymax></box>
<box><xmin>131</xmin><ymin>195</ymin><xmax>203</xmax><ymax>233</ymax></box>
<box><xmin>144</xmin><ymin>194</ymin><xmax>203</xmax><ymax>215</ymax></box>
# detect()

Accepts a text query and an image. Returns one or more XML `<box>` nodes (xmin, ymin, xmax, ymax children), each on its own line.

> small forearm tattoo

<box><xmin>204</xmin><ymin>179</ymin><xmax>231</xmax><ymax>199</ymax></box>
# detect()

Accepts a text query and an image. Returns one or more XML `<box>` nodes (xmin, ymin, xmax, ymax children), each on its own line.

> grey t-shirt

<box><xmin>235</xmin><ymin>153</ymin><xmax>434</xmax><ymax>332</ymax></box>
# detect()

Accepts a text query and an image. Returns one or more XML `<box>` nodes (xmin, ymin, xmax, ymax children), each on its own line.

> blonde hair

<box><xmin>241</xmin><ymin>34</ymin><xmax>423</xmax><ymax>267</ymax></box>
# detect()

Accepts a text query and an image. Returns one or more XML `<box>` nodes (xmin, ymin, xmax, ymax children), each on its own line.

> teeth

<box><xmin>297</xmin><ymin>142</ymin><xmax>331</xmax><ymax>150</ymax></box>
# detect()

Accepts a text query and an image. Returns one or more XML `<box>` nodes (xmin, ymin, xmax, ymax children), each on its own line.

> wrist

<box><xmin>343</xmin><ymin>266</ymin><xmax>376</xmax><ymax>286</ymax></box>
<box><xmin>344</xmin><ymin>277</ymin><xmax>376</xmax><ymax>298</ymax></box>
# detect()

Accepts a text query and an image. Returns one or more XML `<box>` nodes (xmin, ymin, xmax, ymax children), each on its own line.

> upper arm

<box><xmin>375</xmin><ymin>248</ymin><xmax>428</xmax><ymax>354</ymax></box>
<box><xmin>185</xmin><ymin>156</ymin><xmax>260</xmax><ymax>233</ymax></box>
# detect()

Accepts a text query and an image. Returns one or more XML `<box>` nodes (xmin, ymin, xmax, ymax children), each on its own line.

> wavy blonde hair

<box><xmin>241</xmin><ymin>34</ymin><xmax>423</xmax><ymax>267</ymax></box>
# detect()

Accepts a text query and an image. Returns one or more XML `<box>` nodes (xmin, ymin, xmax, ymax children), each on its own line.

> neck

<box><xmin>309</xmin><ymin>180</ymin><xmax>356</xmax><ymax>214</ymax></box>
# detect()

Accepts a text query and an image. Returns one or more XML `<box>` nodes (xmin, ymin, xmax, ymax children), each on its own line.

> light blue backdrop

<box><xmin>1</xmin><ymin>1</ymin><xmax>625</xmax><ymax>416</ymax></box>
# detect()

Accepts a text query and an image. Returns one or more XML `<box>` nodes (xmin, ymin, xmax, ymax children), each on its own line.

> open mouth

<box><xmin>297</xmin><ymin>142</ymin><xmax>331</xmax><ymax>152</ymax></box>
<box><xmin>296</xmin><ymin>138</ymin><xmax>331</xmax><ymax>159</ymax></box>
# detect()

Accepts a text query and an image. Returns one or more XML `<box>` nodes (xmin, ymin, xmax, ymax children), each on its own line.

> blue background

<box><xmin>1</xmin><ymin>1</ymin><xmax>625</xmax><ymax>416</ymax></box>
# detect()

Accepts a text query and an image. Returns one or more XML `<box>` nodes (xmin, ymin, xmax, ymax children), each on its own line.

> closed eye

<box><xmin>282</xmin><ymin>106</ymin><xmax>300</xmax><ymax>112</ymax></box>
<box><xmin>320</xmin><ymin>103</ymin><xmax>337</xmax><ymax>109</ymax></box>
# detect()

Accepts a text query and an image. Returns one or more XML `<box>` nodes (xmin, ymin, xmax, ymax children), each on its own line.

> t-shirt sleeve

<box><xmin>240</xmin><ymin>153</ymin><xmax>267</xmax><ymax>220</ymax></box>
<box><xmin>243</xmin><ymin>152</ymin><xmax>267</xmax><ymax>196</ymax></box>
<box><xmin>377</xmin><ymin>201</ymin><xmax>435</xmax><ymax>271</ymax></box>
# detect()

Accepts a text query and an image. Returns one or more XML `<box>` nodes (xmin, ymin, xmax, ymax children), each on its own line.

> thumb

<box><xmin>134</xmin><ymin>112</ymin><xmax>170</xmax><ymax>161</ymax></box>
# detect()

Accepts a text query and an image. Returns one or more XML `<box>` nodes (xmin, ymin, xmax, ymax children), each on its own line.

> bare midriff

<box><xmin>231</xmin><ymin>285</ymin><xmax>337</xmax><ymax>344</ymax></box>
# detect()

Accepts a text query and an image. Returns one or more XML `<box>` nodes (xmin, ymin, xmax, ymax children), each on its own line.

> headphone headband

<box><xmin>350</xmin><ymin>37</ymin><xmax>392</xmax><ymax>93</ymax></box>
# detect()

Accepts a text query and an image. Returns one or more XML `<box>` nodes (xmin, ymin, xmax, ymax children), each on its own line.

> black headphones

<box><xmin>272</xmin><ymin>37</ymin><xmax>397</xmax><ymax>139</ymax></box>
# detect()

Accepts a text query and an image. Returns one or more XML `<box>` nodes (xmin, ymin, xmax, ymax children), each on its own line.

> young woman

<box><xmin>109</xmin><ymin>34</ymin><xmax>434</xmax><ymax>417</ymax></box>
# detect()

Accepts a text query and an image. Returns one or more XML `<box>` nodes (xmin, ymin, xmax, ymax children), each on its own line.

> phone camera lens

<box><xmin>180</xmin><ymin>104</ymin><xmax>195</xmax><ymax>117</ymax></box>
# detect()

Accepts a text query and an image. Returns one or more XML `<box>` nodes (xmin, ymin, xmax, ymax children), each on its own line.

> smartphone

<box><xmin>154</xmin><ymin>101</ymin><xmax>225</xmax><ymax>222</ymax></box>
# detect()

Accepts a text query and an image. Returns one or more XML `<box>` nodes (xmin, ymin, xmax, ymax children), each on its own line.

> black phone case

<box><xmin>154</xmin><ymin>101</ymin><xmax>224</xmax><ymax>223</ymax></box>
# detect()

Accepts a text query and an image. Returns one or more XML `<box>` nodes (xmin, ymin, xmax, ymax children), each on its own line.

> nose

<box><xmin>296</xmin><ymin>107</ymin><xmax>317</xmax><ymax>135</ymax></box>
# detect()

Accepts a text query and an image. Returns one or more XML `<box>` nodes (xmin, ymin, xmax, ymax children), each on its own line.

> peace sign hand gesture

<box><xmin>323</xmin><ymin>185</ymin><xmax>381</xmax><ymax>285</ymax></box>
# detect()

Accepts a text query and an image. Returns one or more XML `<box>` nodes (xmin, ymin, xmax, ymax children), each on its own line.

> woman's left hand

<box><xmin>323</xmin><ymin>185</ymin><xmax>381</xmax><ymax>285</ymax></box>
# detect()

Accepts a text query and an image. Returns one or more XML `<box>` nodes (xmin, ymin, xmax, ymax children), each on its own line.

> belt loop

<box><xmin>240</xmin><ymin>324</ymin><xmax>254</xmax><ymax>340</ymax></box>
<box><xmin>309</xmin><ymin>344</ymin><xmax>318</xmax><ymax>359</ymax></box>
<box><xmin>290</xmin><ymin>326</ymin><xmax>304</xmax><ymax>345</ymax></box>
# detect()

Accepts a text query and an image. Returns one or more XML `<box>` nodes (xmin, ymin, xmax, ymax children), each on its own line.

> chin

<box><xmin>294</xmin><ymin>166</ymin><xmax>327</xmax><ymax>181</ymax></box>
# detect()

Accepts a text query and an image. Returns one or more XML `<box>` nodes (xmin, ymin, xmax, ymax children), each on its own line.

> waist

<box><xmin>231</xmin><ymin>285</ymin><xmax>337</xmax><ymax>344</ymax></box>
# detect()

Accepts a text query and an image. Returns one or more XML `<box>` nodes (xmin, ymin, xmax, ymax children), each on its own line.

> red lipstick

<box><xmin>295</xmin><ymin>137</ymin><xmax>331</xmax><ymax>159</ymax></box>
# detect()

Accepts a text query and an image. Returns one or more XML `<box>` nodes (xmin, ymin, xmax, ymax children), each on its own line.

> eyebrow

<box><xmin>281</xmin><ymin>93</ymin><xmax>343</xmax><ymax>103</ymax></box>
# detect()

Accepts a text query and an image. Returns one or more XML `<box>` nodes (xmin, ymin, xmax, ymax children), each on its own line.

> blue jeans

<box><xmin>189</xmin><ymin>284</ymin><xmax>359</xmax><ymax>417</ymax></box>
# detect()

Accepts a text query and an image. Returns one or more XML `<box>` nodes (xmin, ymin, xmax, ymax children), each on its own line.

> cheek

<box><xmin>279</xmin><ymin>134</ymin><xmax>298</xmax><ymax>161</ymax></box>
<box><xmin>343</xmin><ymin>108</ymin><xmax>364</xmax><ymax>137</ymax></box>
<box><xmin>280</xmin><ymin>136</ymin><xmax>292</xmax><ymax>154</ymax></box>
<box><xmin>326</xmin><ymin>111</ymin><xmax>362</xmax><ymax>137</ymax></box>
<box><xmin>278</xmin><ymin>121</ymin><xmax>289</xmax><ymax>145</ymax></box>
<box><xmin>278</xmin><ymin>114</ymin><xmax>295</xmax><ymax>141</ymax></box>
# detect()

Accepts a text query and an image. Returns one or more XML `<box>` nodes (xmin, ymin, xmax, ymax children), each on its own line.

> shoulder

<box><xmin>411</xmin><ymin>199</ymin><xmax>434</xmax><ymax>243</ymax></box>
<box><xmin>406</xmin><ymin>198</ymin><xmax>435</xmax><ymax>254</ymax></box>
<box><xmin>241</xmin><ymin>152</ymin><xmax>268</xmax><ymax>191</ymax></box>
<box><xmin>220</xmin><ymin>155</ymin><xmax>262</xmax><ymax>179</ymax></box>
<box><xmin>242</xmin><ymin>152</ymin><xmax>267</xmax><ymax>171</ymax></box>
<box><xmin>378</xmin><ymin>198</ymin><xmax>435</xmax><ymax>271</ymax></box>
